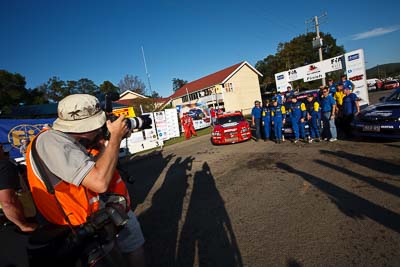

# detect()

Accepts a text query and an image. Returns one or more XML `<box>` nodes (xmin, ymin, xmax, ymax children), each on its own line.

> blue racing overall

<box><xmin>288</xmin><ymin>101</ymin><xmax>306</xmax><ymax>140</ymax></box>
<box><xmin>306</xmin><ymin>100</ymin><xmax>321</xmax><ymax>139</ymax></box>
<box><xmin>262</xmin><ymin>106</ymin><xmax>272</xmax><ymax>140</ymax></box>
<box><xmin>271</xmin><ymin>105</ymin><xmax>286</xmax><ymax>141</ymax></box>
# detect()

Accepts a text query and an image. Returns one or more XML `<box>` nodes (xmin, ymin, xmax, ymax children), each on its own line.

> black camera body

<box><xmin>103</xmin><ymin>92</ymin><xmax>153</xmax><ymax>139</ymax></box>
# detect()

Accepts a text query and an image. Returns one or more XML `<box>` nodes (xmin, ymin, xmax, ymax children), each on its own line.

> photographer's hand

<box><xmin>107</xmin><ymin>115</ymin><xmax>129</xmax><ymax>142</ymax></box>
<box><xmin>82</xmin><ymin>115</ymin><xmax>129</xmax><ymax>193</ymax></box>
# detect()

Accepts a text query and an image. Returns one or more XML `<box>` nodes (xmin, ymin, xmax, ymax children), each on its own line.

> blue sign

<box><xmin>0</xmin><ymin>118</ymin><xmax>55</xmax><ymax>158</ymax></box>
<box><xmin>277</xmin><ymin>75</ymin><xmax>284</xmax><ymax>80</ymax></box>
<box><xmin>348</xmin><ymin>53</ymin><xmax>360</xmax><ymax>61</ymax></box>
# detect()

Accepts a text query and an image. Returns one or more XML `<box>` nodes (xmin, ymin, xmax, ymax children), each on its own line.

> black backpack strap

<box><xmin>30</xmin><ymin>137</ymin><xmax>76</xmax><ymax>232</ymax></box>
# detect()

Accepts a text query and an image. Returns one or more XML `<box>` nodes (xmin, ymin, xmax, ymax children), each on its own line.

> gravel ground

<box><xmin>125</xmin><ymin>89</ymin><xmax>400</xmax><ymax>267</ymax></box>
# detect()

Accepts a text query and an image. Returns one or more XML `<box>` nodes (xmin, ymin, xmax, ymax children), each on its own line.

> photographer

<box><xmin>26</xmin><ymin>94</ymin><xmax>145</xmax><ymax>266</ymax></box>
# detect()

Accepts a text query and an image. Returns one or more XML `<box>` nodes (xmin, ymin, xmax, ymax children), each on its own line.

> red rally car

<box><xmin>211</xmin><ymin>111</ymin><xmax>251</xmax><ymax>144</ymax></box>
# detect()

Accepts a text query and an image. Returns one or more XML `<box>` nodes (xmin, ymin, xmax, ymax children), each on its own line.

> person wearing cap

<box><xmin>305</xmin><ymin>94</ymin><xmax>321</xmax><ymax>143</ymax></box>
<box><xmin>271</xmin><ymin>99</ymin><xmax>286</xmax><ymax>144</ymax></box>
<box><xmin>25</xmin><ymin>94</ymin><xmax>145</xmax><ymax>266</ymax></box>
<box><xmin>342</xmin><ymin>87</ymin><xmax>360</xmax><ymax>138</ymax></box>
<box><xmin>251</xmin><ymin>100</ymin><xmax>262</xmax><ymax>141</ymax></box>
<box><xmin>341</xmin><ymin>75</ymin><xmax>354</xmax><ymax>91</ymax></box>
<box><xmin>285</xmin><ymin>85</ymin><xmax>295</xmax><ymax>99</ymax></box>
<box><xmin>327</xmin><ymin>79</ymin><xmax>337</xmax><ymax>96</ymax></box>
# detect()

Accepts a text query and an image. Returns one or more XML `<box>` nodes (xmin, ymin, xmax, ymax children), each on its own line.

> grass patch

<box><xmin>164</xmin><ymin>127</ymin><xmax>212</xmax><ymax>147</ymax></box>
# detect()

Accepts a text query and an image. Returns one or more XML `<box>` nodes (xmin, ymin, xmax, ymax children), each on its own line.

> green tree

<box><xmin>99</xmin><ymin>80</ymin><xmax>119</xmax><ymax>94</ymax></box>
<box><xmin>25</xmin><ymin>88</ymin><xmax>48</xmax><ymax>105</ymax></box>
<box><xmin>43</xmin><ymin>76</ymin><xmax>66</xmax><ymax>102</ymax></box>
<box><xmin>256</xmin><ymin>32</ymin><xmax>345</xmax><ymax>91</ymax></box>
<box><xmin>118</xmin><ymin>75</ymin><xmax>146</xmax><ymax>95</ymax></box>
<box><xmin>151</xmin><ymin>90</ymin><xmax>160</xmax><ymax>98</ymax></box>
<box><xmin>76</xmin><ymin>78</ymin><xmax>99</xmax><ymax>95</ymax></box>
<box><xmin>0</xmin><ymin>70</ymin><xmax>28</xmax><ymax>114</ymax></box>
<box><xmin>172</xmin><ymin>78</ymin><xmax>188</xmax><ymax>92</ymax></box>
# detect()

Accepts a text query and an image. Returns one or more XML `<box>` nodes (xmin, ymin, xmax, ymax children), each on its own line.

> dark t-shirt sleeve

<box><xmin>0</xmin><ymin>160</ymin><xmax>19</xmax><ymax>190</ymax></box>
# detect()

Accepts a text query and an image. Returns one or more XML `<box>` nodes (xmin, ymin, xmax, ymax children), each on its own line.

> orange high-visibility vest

<box><xmin>26</xmin><ymin>132</ymin><xmax>130</xmax><ymax>226</ymax></box>
<box><xmin>90</xmin><ymin>148</ymin><xmax>131</xmax><ymax>209</ymax></box>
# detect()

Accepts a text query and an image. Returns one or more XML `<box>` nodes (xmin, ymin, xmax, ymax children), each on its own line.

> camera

<box><xmin>103</xmin><ymin>92</ymin><xmax>152</xmax><ymax>138</ymax></box>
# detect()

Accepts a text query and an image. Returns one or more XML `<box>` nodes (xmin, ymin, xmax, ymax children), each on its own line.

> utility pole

<box><xmin>306</xmin><ymin>12</ymin><xmax>327</xmax><ymax>86</ymax></box>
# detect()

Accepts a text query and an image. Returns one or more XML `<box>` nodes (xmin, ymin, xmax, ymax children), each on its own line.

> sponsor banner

<box><xmin>303</xmin><ymin>63</ymin><xmax>326</xmax><ymax>82</ymax></box>
<box><xmin>344</xmin><ymin>49</ymin><xmax>369</xmax><ymax>105</ymax></box>
<box><xmin>178</xmin><ymin>102</ymin><xmax>211</xmax><ymax>130</ymax></box>
<box><xmin>0</xmin><ymin>118</ymin><xmax>55</xmax><ymax>158</ymax></box>
<box><xmin>275</xmin><ymin>71</ymin><xmax>290</xmax><ymax>92</ymax></box>
<box><xmin>112</xmin><ymin>107</ymin><xmax>136</xmax><ymax>118</ymax></box>
<box><xmin>287</xmin><ymin>66</ymin><xmax>307</xmax><ymax>82</ymax></box>
<box><xmin>164</xmin><ymin>108</ymin><xmax>181</xmax><ymax>139</ymax></box>
<box><xmin>274</xmin><ymin>49</ymin><xmax>369</xmax><ymax>105</ymax></box>
<box><xmin>154</xmin><ymin>111</ymin><xmax>168</xmax><ymax>140</ymax></box>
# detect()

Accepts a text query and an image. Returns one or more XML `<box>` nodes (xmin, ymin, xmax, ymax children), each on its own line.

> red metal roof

<box><xmin>170</xmin><ymin>61</ymin><xmax>245</xmax><ymax>99</ymax></box>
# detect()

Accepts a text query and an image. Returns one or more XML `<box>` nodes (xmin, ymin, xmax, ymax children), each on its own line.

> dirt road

<box><xmin>125</xmin><ymin>89</ymin><xmax>400</xmax><ymax>266</ymax></box>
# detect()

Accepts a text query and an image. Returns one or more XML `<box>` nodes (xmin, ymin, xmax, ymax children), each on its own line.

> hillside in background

<box><xmin>366</xmin><ymin>63</ymin><xmax>400</xmax><ymax>79</ymax></box>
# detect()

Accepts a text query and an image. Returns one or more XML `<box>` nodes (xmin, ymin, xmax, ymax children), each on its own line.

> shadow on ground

<box><xmin>276</xmin><ymin>162</ymin><xmax>400</xmax><ymax>233</ymax></box>
<box><xmin>139</xmin><ymin>160</ymin><xmax>242</xmax><ymax>266</ymax></box>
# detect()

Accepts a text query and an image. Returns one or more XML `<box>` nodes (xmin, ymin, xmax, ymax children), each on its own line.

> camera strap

<box><xmin>31</xmin><ymin>138</ymin><xmax>76</xmax><ymax>233</ymax></box>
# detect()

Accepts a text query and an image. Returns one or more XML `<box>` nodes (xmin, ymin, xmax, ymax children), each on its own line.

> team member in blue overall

<box><xmin>288</xmin><ymin>96</ymin><xmax>307</xmax><ymax>143</ymax></box>
<box><xmin>261</xmin><ymin>100</ymin><xmax>272</xmax><ymax>141</ymax></box>
<box><xmin>251</xmin><ymin>100</ymin><xmax>262</xmax><ymax>141</ymax></box>
<box><xmin>271</xmin><ymin>98</ymin><xmax>286</xmax><ymax>144</ymax></box>
<box><xmin>305</xmin><ymin>94</ymin><xmax>321</xmax><ymax>143</ymax></box>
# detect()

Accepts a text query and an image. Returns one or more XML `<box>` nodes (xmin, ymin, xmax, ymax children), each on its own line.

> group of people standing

<box><xmin>252</xmin><ymin>75</ymin><xmax>361</xmax><ymax>143</ymax></box>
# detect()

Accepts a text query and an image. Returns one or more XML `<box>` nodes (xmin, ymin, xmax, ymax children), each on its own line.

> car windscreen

<box><xmin>385</xmin><ymin>90</ymin><xmax>400</xmax><ymax>102</ymax></box>
<box><xmin>385</xmin><ymin>81</ymin><xmax>398</xmax><ymax>85</ymax></box>
<box><xmin>216</xmin><ymin>115</ymin><xmax>244</xmax><ymax>125</ymax></box>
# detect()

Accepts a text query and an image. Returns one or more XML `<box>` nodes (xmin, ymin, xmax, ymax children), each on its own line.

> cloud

<box><xmin>352</xmin><ymin>25</ymin><xmax>400</xmax><ymax>40</ymax></box>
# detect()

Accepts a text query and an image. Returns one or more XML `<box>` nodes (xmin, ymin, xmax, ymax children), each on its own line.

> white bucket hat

<box><xmin>52</xmin><ymin>94</ymin><xmax>106</xmax><ymax>133</ymax></box>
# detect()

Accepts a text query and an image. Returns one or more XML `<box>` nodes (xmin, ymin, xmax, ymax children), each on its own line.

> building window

<box><xmin>182</xmin><ymin>95</ymin><xmax>188</xmax><ymax>102</ymax></box>
<box><xmin>225</xmin><ymin>82</ymin><xmax>234</xmax><ymax>92</ymax></box>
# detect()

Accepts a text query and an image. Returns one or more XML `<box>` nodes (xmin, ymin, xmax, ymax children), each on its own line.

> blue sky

<box><xmin>1</xmin><ymin>0</ymin><xmax>399</xmax><ymax>97</ymax></box>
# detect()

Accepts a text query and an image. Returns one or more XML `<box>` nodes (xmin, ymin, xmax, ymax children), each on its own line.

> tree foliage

<box><xmin>172</xmin><ymin>78</ymin><xmax>188</xmax><ymax>92</ymax></box>
<box><xmin>118</xmin><ymin>75</ymin><xmax>146</xmax><ymax>95</ymax></box>
<box><xmin>256</xmin><ymin>32</ymin><xmax>345</xmax><ymax>92</ymax></box>
<box><xmin>151</xmin><ymin>90</ymin><xmax>160</xmax><ymax>98</ymax></box>
<box><xmin>0</xmin><ymin>70</ymin><xmax>29</xmax><ymax>114</ymax></box>
<box><xmin>99</xmin><ymin>80</ymin><xmax>119</xmax><ymax>94</ymax></box>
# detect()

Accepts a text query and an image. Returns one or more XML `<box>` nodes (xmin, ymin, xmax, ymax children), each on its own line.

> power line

<box><xmin>141</xmin><ymin>46</ymin><xmax>153</xmax><ymax>96</ymax></box>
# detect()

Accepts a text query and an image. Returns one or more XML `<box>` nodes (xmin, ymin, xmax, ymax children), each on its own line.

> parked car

<box><xmin>351</xmin><ymin>87</ymin><xmax>400</xmax><ymax>139</ymax></box>
<box><xmin>211</xmin><ymin>111</ymin><xmax>251</xmax><ymax>144</ymax></box>
<box><xmin>383</xmin><ymin>80</ymin><xmax>399</xmax><ymax>90</ymax></box>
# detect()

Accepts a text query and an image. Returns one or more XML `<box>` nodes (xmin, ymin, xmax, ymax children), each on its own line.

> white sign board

<box><xmin>165</xmin><ymin>108</ymin><xmax>181</xmax><ymax>139</ymax></box>
<box><xmin>344</xmin><ymin>49</ymin><xmax>369</xmax><ymax>106</ymax></box>
<box><xmin>154</xmin><ymin>111</ymin><xmax>168</xmax><ymax>140</ymax></box>
<box><xmin>274</xmin><ymin>49</ymin><xmax>369</xmax><ymax>105</ymax></box>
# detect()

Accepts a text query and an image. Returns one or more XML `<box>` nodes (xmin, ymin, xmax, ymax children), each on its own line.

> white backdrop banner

<box><xmin>344</xmin><ymin>49</ymin><xmax>369</xmax><ymax>106</ymax></box>
<box><xmin>274</xmin><ymin>49</ymin><xmax>369</xmax><ymax>105</ymax></box>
